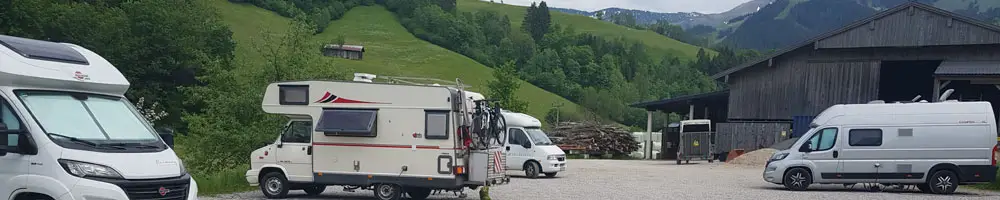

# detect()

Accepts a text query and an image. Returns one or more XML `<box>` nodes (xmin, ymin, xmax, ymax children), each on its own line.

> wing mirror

<box><xmin>0</xmin><ymin>122</ymin><xmax>8</xmax><ymax>156</ymax></box>
<box><xmin>158</xmin><ymin>127</ymin><xmax>175</xmax><ymax>148</ymax></box>
<box><xmin>798</xmin><ymin>141</ymin><xmax>813</xmax><ymax>153</ymax></box>
<box><xmin>521</xmin><ymin>141</ymin><xmax>532</xmax><ymax>149</ymax></box>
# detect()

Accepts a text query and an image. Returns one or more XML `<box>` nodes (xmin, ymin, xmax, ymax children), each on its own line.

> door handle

<box><xmin>505</xmin><ymin>146</ymin><xmax>510</xmax><ymax>151</ymax></box>
<box><xmin>833</xmin><ymin>150</ymin><xmax>839</xmax><ymax>158</ymax></box>
<box><xmin>307</xmin><ymin>146</ymin><xmax>313</xmax><ymax>155</ymax></box>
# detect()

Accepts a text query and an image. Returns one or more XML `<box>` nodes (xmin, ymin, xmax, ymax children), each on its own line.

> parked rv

<box><xmin>246</xmin><ymin>74</ymin><xmax>509</xmax><ymax>200</ymax></box>
<box><xmin>763</xmin><ymin>96</ymin><xmax>998</xmax><ymax>194</ymax></box>
<box><xmin>500</xmin><ymin>111</ymin><xmax>566</xmax><ymax>178</ymax></box>
<box><xmin>0</xmin><ymin>34</ymin><xmax>195</xmax><ymax>200</ymax></box>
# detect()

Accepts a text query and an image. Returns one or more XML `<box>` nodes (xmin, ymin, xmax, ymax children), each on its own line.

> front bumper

<box><xmin>58</xmin><ymin>174</ymin><xmax>198</xmax><ymax>200</ymax></box>
<box><xmin>762</xmin><ymin>161</ymin><xmax>786</xmax><ymax>184</ymax></box>
<box><xmin>246</xmin><ymin>169</ymin><xmax>260</xmax><ymax>186</ymax></box>
<box><xmin>542</xmin><ymin>159</ymin><xmax>567</xmax><ymax>173</ymax></box>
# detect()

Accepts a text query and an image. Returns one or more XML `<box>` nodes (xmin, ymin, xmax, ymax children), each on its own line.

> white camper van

<box><xmin>763</xmin><ymin>99</ymin><xmax>998</xmax><ymax>194</ymax></box>
<box><xmin>0</xmin><ymin>35</ymin><xmax>196</xmax><ymax>200</ymax></box>
<box><xmin>500</xmin><ymin>111</ymin><xmax>566</xmax><ymax>178</ymax></box>
<box><xmin>246</xmin><ymin>75</ymin><xmax>509</xmax><ymax>200</ymax></box>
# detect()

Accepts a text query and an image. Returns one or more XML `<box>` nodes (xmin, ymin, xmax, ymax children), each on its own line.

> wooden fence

<box><xmin>715</xmin><ymin>122</ymin><xmax>792</xmax><ymax>153</ymax></box>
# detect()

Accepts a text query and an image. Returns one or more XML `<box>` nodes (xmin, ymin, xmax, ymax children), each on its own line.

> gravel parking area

<box><xmin>204</xmin><ymin>159</ymin><xmax>1000</xmax><ymax>200</ymax></box>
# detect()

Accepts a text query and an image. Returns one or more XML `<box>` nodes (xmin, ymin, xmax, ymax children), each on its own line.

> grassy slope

<box><xmin>457</xmin><ymin>0</ymin><xmax>713</xmax><ymax>61</ymax></box>
<box><xmin>209</xmin><ymin>0</ymin><xmax>584</xmax><ymax>122</ymax></box>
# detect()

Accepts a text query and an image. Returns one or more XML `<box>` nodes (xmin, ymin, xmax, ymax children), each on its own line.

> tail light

<box><xmin>454</xmin><ymin>166</ymin><xmax>465</xmax><ymax>175</ymax></box>
<box><xmin>992</xmin><ymin>144</ymin><xmax>998</xmax><ymax>167</ymax></box>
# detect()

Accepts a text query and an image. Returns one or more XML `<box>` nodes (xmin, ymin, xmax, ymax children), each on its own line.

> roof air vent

<box><xmin>353</xmin><ymin>73</ymin><xmax>376</xmax><ymax>83</ymax></box>
<box><xmin>868</xmin><ymin>100</ymin><xmax>885</xmax><ymax>104</ymax></box>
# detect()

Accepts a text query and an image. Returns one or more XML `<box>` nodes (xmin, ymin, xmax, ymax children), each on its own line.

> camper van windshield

<box><xmin>525</xmin><ymin>128</ymin><xmax>554</xmax><ymax>145</ymax></box>
<box><xmin>16</xmin><ymin>91</ymin><xmax>164</xmax><ymax>151</ymax></box>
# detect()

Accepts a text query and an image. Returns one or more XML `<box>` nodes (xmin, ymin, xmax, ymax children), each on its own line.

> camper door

<box><xmin>277</xmin><ymin>119</ymin><xmax>314</xmax><ymax>182</ymax></box>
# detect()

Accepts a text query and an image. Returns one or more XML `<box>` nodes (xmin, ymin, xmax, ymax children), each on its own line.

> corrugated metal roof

<box><xmin>323</xmin><ymin>44</ymin><xmax>365</xmax><ymax>52</ymax></box>
<box><xmin>934</xmin><ymin>61</ymin><xmax>1000</xmax><ymax>76</ymax></box>
<box><xmin>711</xmin><ymin>1</ymin><xmax>1000</xmax><ymax>80</ymax></box>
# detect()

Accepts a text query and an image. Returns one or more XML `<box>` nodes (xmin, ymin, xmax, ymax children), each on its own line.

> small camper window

<box><xmin>278</xmin><ymin>85</ymin><xmax>309</xmax><ymax>105</ymax></box>
<box><xmin>425</xmin><ymin>111</ymin><xmax>449</xmax><ymax>139</ymax></box>
<box><xmin>316</xmin><ymin>109</ymin><xmax>377</xmax><ymax>137</ymax></box>
<box><xmin>849</xmin><ymin>129</ymin><xmax>882</xmax><ymax>146</ymax></box>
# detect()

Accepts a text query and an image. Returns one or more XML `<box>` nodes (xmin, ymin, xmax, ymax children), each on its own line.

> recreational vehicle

<box><xmin>246</xmin><ymin>74</ymin><xmax>510</xmax><ymax>200</ymax></box>
<box><xmin>763</xmin><ymin>95</ymin><xmax>998</xmax><ymax>194</ymax></box>
<box><xmin>500</xmin><ymin>111</ymin><xmax>566</xmax><ymax>178</ymax></box>
<box><xmin>0</xmin><ymin>34</ymin><xmax>195</xmax><ymax>200</ymax></box>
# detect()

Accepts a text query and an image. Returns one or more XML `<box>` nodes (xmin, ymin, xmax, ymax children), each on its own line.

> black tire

<box><xmin>676</xmin><ymin>159</ymin><xmax>682</xmax><ymax>165</ymax></box>
<box><xmin>406</xmin><ymin>187</ymin><xmax>432</xmax><ymax>200</ymax></box>
<box><xmin>524</xmin><ymin>161</ymin><xmax>541</xmax><ymax>178</ymax></box>
<box><xmin>544</xmin><ymin>172</ymin><xmax>558</xmax><ymax>178</ymax></box>
<box><xmin>260</xmin><ymin>172</ymin><xmax>290</xmax><ymax>199</ymax></box>
<box><xmin>708</xmin><ymin>159</ymin><xmax>714</xmax><ymax>163</ymax></box>
<box><xmin>685</xmin><ymin>160</ymin><xmax>690</xmax><ymax>164</ymax></box>
<box><xmin>783</xmin><ymin>168</ymin><xmax>812</xmax><ymax>191</ymax></box>
<box><xmin>374</xmin><ymin>183</ymin><xmax>403</xmax><ymax>200</ymax></box>
<box><xmin>926</xmin><ymin>170</ymin><xmax>959</xmax><ymax>195</ymax></box>
<box><xmin>303</xmin><ymin>185</ymin><xmax>326</xmax><ymax>196</ymax></box>
<box><xmin>15</xmin><ymin>194</ymin><xmax>54</xmax><ymax>200</ymax></box>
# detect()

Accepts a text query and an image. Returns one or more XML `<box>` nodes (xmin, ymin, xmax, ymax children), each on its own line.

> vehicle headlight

<box><xmin>178</xmin><ymin>159</ymin><xmax>187</xmax><ymax>175</ymax></box>
<box><xmin>58</xmin><ymin>159</ymin><xmax>123</xmax><ymax>179</ymax></box>
<box><xmin>547</xmin><ymin>155</ymin><xmax>559</xmax><ymax>160</ymax></box>
<box><xmin>770</xmin><ymin>153</ymin><xmax>789</xmax><ymax>161</ymax></box>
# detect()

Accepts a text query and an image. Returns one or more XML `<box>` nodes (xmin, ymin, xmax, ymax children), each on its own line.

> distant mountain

<box><xmin>550</xmin><ymin>0</ymin><xmax>773</xmax><ymax>29</ymax></box>
<box><xmin>720</xmin><ymin>0</ymin><xmax>1000</xmax><ymax>50</ymax></box>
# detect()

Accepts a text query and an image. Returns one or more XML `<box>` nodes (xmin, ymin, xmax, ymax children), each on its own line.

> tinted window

<box><xmin>1</xmin><ymin>100</ymin><xmax>22</xmax><ymax>150</ymax></box>
<box><xmin>281</xmin><ymin>121</ymin><xmax>312</xmax><ymax>143</ymax></box>
<box><xmin>849</xmin><ymin>129</ymin><xmax>882</xmax><ymax>146</ymax></box>
<box><xmin>425</xmin><ymin>111</ymin><xmax>448</xmax><ymax>139</ymax></box>
<box><xmin>278</xmin><ymin>85</ymin><xmax>309</xmax><ymax>105</ymax></box>
<box><xmin>682</xmin><ymin>124</ymin><xmax>710</xmax><ymax>132</ymax></box>
<box><xmin>0</xmin><ymin>34</ymin><xmax>89</xmax><ymax>65</ymax></box>
<box><xmin>507</xmin><ymin>128</ymin><xmax>518</xmax><ymax>145</ymax></box>
<box><xmin>807</xmin><ymin>128</ymin><xmax>837</xmax><ymax>151</ymax></box>
<box><xmin>316</xmin><ymin>109</ymin><xmax>377</xmax><ymax>137</ymax></box>
<box><xmin>509</xmin><ymin>128</ymin><xmax>529</xmax><ymax>145</ymax></box>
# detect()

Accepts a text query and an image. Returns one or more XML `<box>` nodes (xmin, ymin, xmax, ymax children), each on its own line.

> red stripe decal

<box><xmin>313</xmin><ymin>142</ymin><xmax>459</xmax><ymax>150</ymax></box>
<box><xmin>331</xmin><ymin>98</ymin><xmax>379</xmax><ymax>104</ymax></box>
<box><xmin>315</xmin><ymin>92</ymin><xmax>333</xmax><ymax>103</ymax></box>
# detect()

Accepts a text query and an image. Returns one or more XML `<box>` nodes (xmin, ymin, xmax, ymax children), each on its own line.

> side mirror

<box><xmin>0</xmin><ymin>122</ymin><xmax>7</xmax><ymax>131</ymax></box>
<box><xmin>158</xmin><ymin>128</ymin><xmax>175</xmax><ymax>148</ymax></box>
<box><xmin>0</xmin><ymin>123</ymin><xmax>8</xmax><ymax>156</ymax></box>
<box><xmin>521</xmin><ymin>142</ymin><xmax>532</xmax><ymax>148</ymax></box>
<box><xmin>799</xmin><ymin>141</ymin><xmax>813</xmax><ymax>153</ymax></box>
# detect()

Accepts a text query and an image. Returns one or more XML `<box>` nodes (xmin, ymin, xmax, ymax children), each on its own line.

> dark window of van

<box><xmin>849</xmin><ymin>129</ymin><xmax>882</xmax><ymax>146</ymax></box>
<box><xmin>278</xmin><ymin>85</ymin><xmax>309</xmax><ymax>105</ymax></box>
<box><xmin>281</xmin><ymin>120</ymin><xmax>312</xmax><ymax>143</ymax></box>
<box><xmin>316</xmin><ymin>109</ymin><xmax>377</xmax><ymax>137</ymax></box>
<box><xmin>1</xmin><ymin>99</ymin><xmax>24</xmax><ymax>152</ymax></box>
<box><xmin>425</xmin><ymin>111</ymin><xmax>449</xmax><ymax>139</ymax></box>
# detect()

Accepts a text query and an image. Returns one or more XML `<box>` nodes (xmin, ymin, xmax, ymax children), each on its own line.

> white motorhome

<box><xmin>246</xmin><ymin>75</ymin><xmax>509</xmax><ymax>200</ymax></box>
<box><xmin>0</xmin><ymin>35</ymin><xmax>195</xmax><ymax>200</ymax></box>
<box><xmin>763</xmin><ymin>98</ymin><xmax>998</xmax><ymax>194</ymax></box>
<box><xmin>500</xmin><ymin>111</ymin><xmax>566</xmax><ymax>178</ymax></box>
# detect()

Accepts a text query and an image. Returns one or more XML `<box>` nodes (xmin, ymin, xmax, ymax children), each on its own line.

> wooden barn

<box><xmin>632</xmin><ymin>1</ymin><xmax>1000</xmax><ymax>159</ymax></box>
<box><xmin>322</xmin><ymin>44</ymin><xmax>365</xmax><ymax>60</ymax></box>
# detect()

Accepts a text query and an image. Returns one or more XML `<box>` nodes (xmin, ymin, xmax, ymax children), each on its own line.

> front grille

<box><xmin>91</xmin><ymin>174</ymin><xmax>191</xmax><ymax>200</ymax></box>
<box><xmin>121</xmin><ymin>182</ymin><xmax>189</xmax><ymax>200</ymax></box>
<box><xmin>557</xmin><ymin>157</ymin><xmax>566</xmax><ymax>162</ymax></box>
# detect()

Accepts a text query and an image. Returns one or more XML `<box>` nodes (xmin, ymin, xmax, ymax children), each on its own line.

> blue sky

<box><xmin>494</xmin><ymin>0</ymin><xmax>754</xmax><ymax>13</ymax></box>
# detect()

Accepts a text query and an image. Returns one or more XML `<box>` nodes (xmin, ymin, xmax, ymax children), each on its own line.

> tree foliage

<box><xmin>488</xmin><ymin>61</ymin><xmax>528</xmax><ymax>113</ymax></box>
<box><xmin>521</xmin><ymin>1</ymin><xmax>552</xmax><ymax>43</ymax></box>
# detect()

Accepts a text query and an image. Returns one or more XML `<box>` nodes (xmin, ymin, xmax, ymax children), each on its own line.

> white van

<box><xmin>0</xmin><ymin>35</ymin><xmax>195</xmax><ymax>200</ymax></box>
<box><xmin>500</xmin><ymin>111</ymin><xmax>566</xmax><ymax>178</ymax></box>
<box><xmin>763</xmin><ymin>100</ymin><xmax>998</xmax><ymax>194</ymax></box>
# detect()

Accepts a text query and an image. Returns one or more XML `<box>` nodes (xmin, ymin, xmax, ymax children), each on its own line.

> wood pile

<box><xmin>549</xmin><ymin>122</ymin><xmax>639</xmax><ymax>155</ymax></box>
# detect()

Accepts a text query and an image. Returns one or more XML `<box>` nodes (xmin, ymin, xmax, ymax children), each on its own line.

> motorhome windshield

<box><xmin>16</xmin><ymin>90</ymin><xmax>165</xmax><ymax>151</ymax></box>
<box><xmin>525</xmin><ymin>128</ymin><xmax>554</xmax><ymax>145</ymax></box>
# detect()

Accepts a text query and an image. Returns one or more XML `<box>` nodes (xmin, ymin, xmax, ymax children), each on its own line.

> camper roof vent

<box><xmin>353</xmin><ymin>73</ymin><xmax>376</xmax><ymax>83</ymax></box>
<box><xmin>868</xmin><ymin>100</ymin><xmax>885</xmax><ymax>104</ymax></box>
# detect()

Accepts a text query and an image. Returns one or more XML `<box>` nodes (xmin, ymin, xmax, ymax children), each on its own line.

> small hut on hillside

<box><xmin>322</xmin><ymin>44</ymin><xmax>365</xmax><ymax>60</ymax></box>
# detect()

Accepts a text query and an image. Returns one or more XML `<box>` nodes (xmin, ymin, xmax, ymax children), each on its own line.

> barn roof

<box><xmin>934</xmin><ymin>61</ymin><xmax>1000</xmax><ymax>76</ymax></box>
<box><xmin>323</xmin><ymin>44</ymin><xmax>365</xmax><ymax>52</ymax></box>
<box><xmin>629</xmin><ymin>90</ymin><xmax>729</xmax><ymax>112</ymax></box>
<box><xmin>711</xmin><ymin>1</ymin><xmax>1000</xmax><ymax>80</ymax></box>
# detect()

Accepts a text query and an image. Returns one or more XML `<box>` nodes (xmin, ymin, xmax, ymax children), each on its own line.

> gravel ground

<box><xmin>204</xmin><ymin>159</ymin><xmax>1000</xmax><ymax>200</ymax></box>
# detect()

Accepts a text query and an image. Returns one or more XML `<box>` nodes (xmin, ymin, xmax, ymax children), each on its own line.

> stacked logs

<box><xmin>549</xmin><ymin>122</ymin><xmax>639</xmax><ymax>156</ymax></box>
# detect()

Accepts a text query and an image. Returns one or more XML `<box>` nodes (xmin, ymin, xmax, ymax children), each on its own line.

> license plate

<box><xmin>560</xmin><ymin>166</ymin><xmax>566</xmax><ymax>171</ymax></box>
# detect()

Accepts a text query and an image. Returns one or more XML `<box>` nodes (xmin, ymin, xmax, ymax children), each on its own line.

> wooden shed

<box><xmin>322</xmin><ymin>44</ymin><xmax>365</xmax><ymax>60</ymax></box>
<box><xmin>632</xmin><ymin>1</ymin><xmax>1000</xmax><ymax>157</ymax></box>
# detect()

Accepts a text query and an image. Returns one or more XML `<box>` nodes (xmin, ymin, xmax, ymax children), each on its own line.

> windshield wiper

<box><xmin>47</xmin><ymin>133</ymin><xmax>125</xmax><ymax>150</ymax></box>
<box><xmin>103</xmin><ymin>142</ymin><xmax>161</xmax><ymax>149</ymax></box>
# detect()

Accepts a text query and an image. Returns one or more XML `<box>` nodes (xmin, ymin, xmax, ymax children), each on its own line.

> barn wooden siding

<box><xmin>715</xmin><ymin>122</ymin><xmax>791</xmax><ymax>153</ymax></box>
<box><xmin>818</xmin><ymin>7</ymin><xmax>1000</xmax><ymax>49</ymax></box>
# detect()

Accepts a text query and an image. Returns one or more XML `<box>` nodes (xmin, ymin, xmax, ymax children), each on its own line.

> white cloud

<box><xmin>493</xmin><ymin>0</ymin><xmax>753</xmax><ymax>14</ymax></box>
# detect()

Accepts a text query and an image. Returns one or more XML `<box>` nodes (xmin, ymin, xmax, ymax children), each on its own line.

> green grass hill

<box><xmin>209</xmin><ymin>0</ymin><xmax>585</xmax><ymax>120</ymax></box>
<box><xmin>457</xmin><ymin>0</ymin><xmax>713</xmax><ymax>61</ymax></box>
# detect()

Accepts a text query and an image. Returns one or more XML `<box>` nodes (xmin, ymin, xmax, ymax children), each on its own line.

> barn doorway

<box><xmin>878</xmin><ymin>60</ymin><xmax>942</xmax><ymax>102</ymax></box>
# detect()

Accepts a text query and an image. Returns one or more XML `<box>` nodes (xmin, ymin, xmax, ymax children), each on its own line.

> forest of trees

<box><xmin>379</xmin><ymin>0</ymin><xmax>734</xmax><ymax>127</ymax></box>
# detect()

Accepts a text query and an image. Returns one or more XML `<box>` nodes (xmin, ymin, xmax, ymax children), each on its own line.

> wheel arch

<box><xmin>12</xmin><ymin>192</ymin><xmax>54</xmax><ymax>200</ymax></box>
<box><xmin>927</xmin><ymin>163</ymin><xmax>961</xmax><ymax>181</ymax></box>
<box><xmin>258</xmin><ymin>165</ymin><xmax>288</xmax><ymax>181</ymax></box>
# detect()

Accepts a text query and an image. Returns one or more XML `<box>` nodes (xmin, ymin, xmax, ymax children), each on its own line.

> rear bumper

<box><xmin>959</xmin><ymin>165</ymin><xmax>998</xmax><ymax>183</ymax></box>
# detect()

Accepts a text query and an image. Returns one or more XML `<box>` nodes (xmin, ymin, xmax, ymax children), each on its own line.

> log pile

<box><xmin>549</xmin><ymin>122</ymin><xmax>639</xmax><ymax>155</ymax></box>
